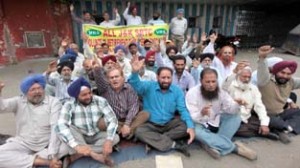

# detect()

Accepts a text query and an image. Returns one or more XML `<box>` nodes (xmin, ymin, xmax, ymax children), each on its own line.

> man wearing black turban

<box><xmin>257</xmin><ymin>45</ymin><xmax>300</xmax><ymax>144</ymax></box>
<box><xmin>45</xmin><ymin>60</ymin><xmax>76</xmax><ymax>104</ymax></box>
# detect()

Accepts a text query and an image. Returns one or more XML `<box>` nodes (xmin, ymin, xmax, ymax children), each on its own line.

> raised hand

<box><xmin>186</xmin><ymin>35</ymin><xmax>191</xmax><ymax>42</ymax></box>
<box><xmin>192</xmin><ymin>59</ymin><xmax>200</xmax><ymax>68</ymax></box>
<box><xmin>82</xmin><ymin>33</ymin><xmax>88</xmax><ymax>42</ymax></box>
<box><xmin>70</xmin><ymin>4</ymin><xmax>74</xmax><ymax>12</ymax></box>
<box><xmin>46</xmin><ymin>60</ymin><xmax>57</xmax><ymax>74</ymax></box>
<box><xmin>209</xmin><ymin>33</ymin><xmax>218</xmax><ymax>44</ymax></box>
<box><xmin>114</xmin><ymin>7</ymin><xmax>118</xmax><ymax>14</ymax></box>
<box><xmin>192</xmin><ymin>34</ymin><xmax>198</xmax><ymax>43</ymax></box>
<box><xmin>258</xmin><ymin>45</ymin><xmax>274</xmax><ymax>59</ymax></box>
<box><xmin>152</xmin><ymin>41</ymin><xmax>161</xmax><ymax>53</ymax></box>
<box><xmin>61</xmin><ymin>37</ymin><xmax>70</xmax><ymax>47</ymax></box>
<box><xmin>127</xmin><ymin>2</ymin><xmax>131</xmax><ymax>7</ymax></box>
<box><xmin>130</xmin><ymin>54</ymin><xmax>144</xmax><ymax>73</ymax></box>
<box><xmin>200</xmin><ymin>32</ymin><xmax>207</xmax><ymax>42</ymax></box>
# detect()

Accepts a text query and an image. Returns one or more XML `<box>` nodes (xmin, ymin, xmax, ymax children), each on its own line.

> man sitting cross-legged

<box><xmin>56</xmin><ymin>77</ymin><xmax>119</xmax><ymax>166</ymax></box>
<box><xmin>186</xmin><ymin>68</ymin><xmax>257</xmax><ymax>160</ymax></box>
<box><xmin>92</xmin><ymin>59</ymin><xmax>149</xmax><ymax>139</ymax></box>
<box><xmin>128</xmin><ymin>55</ymin><xmax>195</xmax><ymax>157</ymax></box>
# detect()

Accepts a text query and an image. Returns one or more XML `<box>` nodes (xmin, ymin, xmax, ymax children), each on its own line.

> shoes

<box><xmin>174</xmin><ymin>141</ymin><xmax>190</xmax><ymax>157</ymax></box>
<box><xmin>261</xmin><ymin>132</ymin><xmax>279</xmax><ymax>140</ymax></box>
<box><xmin>145</xmin><ymin>144</ymin><xmax>151</xmax><ymax>154</ymax></box>
<box><xmin>234</xmin><ymin>141</ymin><xmax>257</xmax><ymax>161</ymax></box>
<box><xmin>199</xmin><ymin>141</ymin><xmax>221</xmax><ymax>159</ymax></box>
<box><xmin>278</xmin><ymin>132</ymin><xmax>291</xmax><ymax>144</ymax></box>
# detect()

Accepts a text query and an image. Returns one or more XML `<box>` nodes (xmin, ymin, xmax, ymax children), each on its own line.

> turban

<box><xmin>114</xmin><ymin>45</ymin><xmax>127</xmax><ymax>54</ymax></box>
<box><xmin>60</xmin><ymin>53</ymin><xmax>77</xmax><ymax>63</ymax></box>
<box><xmin>266</xmin><ymin>57</ymin><xmax>283</xmax><ymax>68</ymax></box>
<box><xmin>177</xmin><ymin>8</ymin><xmax>184</xmax><ymax>14</ymax></box>
<box><xmin>200</xmin><ymin>53</ymin><xmax>214</xmax><ymax>62</ymax></box>
<box><xmin>57</xmin><ymin>61</ymin><xmax>74</xmax><ymax>74</ymax></box>
<box><xmin>145</xmin><ymin>50</ymin><xmax>156</xmax><ymax>62</ymax></box>
<box><xmin>67</xmin><ymin>77</ymin><xmax>91</xmax><ymax>98</ymax></box>
<box><xmin>20</xmin><ymin>74</ymin><xmax>46</xmax><ymax>94</ymax></box>
<box><xmin>272</xmin><ymin>61</ymin><xmax>297</xmax><ymax>75</ymax></box>
<box><xmin>102</xmin><ymin>55</ymin><xmax>117</xmax><ymax>66</ymax></box>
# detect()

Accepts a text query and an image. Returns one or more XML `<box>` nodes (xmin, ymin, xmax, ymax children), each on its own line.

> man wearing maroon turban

<box><xmin>257</xmin><ymin>45</ymin><xmax>300</xmax><ymax>144</ymax></box>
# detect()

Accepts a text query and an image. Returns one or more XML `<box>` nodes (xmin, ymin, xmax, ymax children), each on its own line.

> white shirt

<box><xmin>123</xmin><ymin>7</ymin><xmax>143</xmax><ymax>26</ymax></box>
<box><xmin>186</xmin><ymin>84</ymin><xmax>239</xmax><ymax>127</ymax></box>
<box><xmin>222</xmin><ymin>74</ymin><xmax>270</xmax><ymax>126</ymax></box>
<box><xmin>118</xmin><ymin>57</ymin><xmax>132</xmax><ymax>80</ymax></box>
<box><xmin>99</xmin><ymin>14</ymin><xmax>121</xmax><ymax>27</ymax></box>
<box><xmin>170</xmin><ymin>17</ymin><xmax>187</xmax><ymax>35</ymax></box>
<box><xmin>140</xmin><ymin>69</ymin><xmax>157</xmax><ymax>81</ymax></box>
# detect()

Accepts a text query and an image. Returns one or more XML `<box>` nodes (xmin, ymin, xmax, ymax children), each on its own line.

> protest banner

<box><xmin>83</xmin><ymin>24</ymin><xmax>169</xmax><ymax>52</ymax></box>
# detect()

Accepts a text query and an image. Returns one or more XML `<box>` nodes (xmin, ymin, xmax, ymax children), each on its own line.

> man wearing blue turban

<box><xmin>56</xmin><ymin>77</ymin><xmax>119</xmax><ymax>167</ymax></box>
<box><xmin>0</xmin><ymin>74</ymin><xmax>68</xmax><ymax>168</ymax></box>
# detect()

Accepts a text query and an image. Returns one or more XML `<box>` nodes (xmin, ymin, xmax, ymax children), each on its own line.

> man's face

<box><xmin>200</xmin><ymin>72</ymin><xmax>219</xmax><ymax>100</ymax></box>
<box><xmin>116</xmin><ymin>49</ymin><xmax>125</xmax><ymax>59</ymax></box>
<box><xmin>201</xmin><ymin>57</ymin><xmax>212</xmax><ymax>67</ymax></box>
<box><xmin>174</xmin><ymin>59</ymin><xmax>185</xmax><ymax>74</ymax></box>
<box><xmin>94</xmin><ymin>44</ymin><xmax>103</xmax><ymax>53</ymax></box>
<box><xmin>83</xmin><ymin>60</ymin><xmax>92</xmax><ymax>72</ymax></box>
<box><xmin>220</xmin><ymin>46</ymin><xmax>234</xmax><ymax>65</ymax></box>
<box><xmin>168</xmin><ymin>49</ymin><xmax>176</xmax><ymax>58</ymax></box>
<box><xmin>107</xmin><ymin>69</ymin><xmax>125</xmax><ymax>91</ymax></box>
<box><xmin>275</xmin><ymin>67</ymin><xmax>292</xmax><ymax>85</ymax></box>
<box><xmin>78</xmin><ymin>87</ymin><xmax>93</xmax><ymax>106</ymax></box>
<box><xmin>201</xmin><ymin>72</ymin><xmax>218</xmax><ymax>92</ymax></box>
<box><xmin>61</xmin><ymin>66</ymin><xmax>72</xmax><ymax>80</ymax></box>
<box><xmin>102</xmin><ymin>45</ymin><xmax>109</xmax><ymax>54</ymax></box>
<box><xmin>132</xmin><ymin>8</ymin><xmax>138</xmax><ymax>16</ymax></box>
<box><xmin>238</xmin><ymin>70</ymin><xmax>251</xmax><ymax>84</ymax></box>
<box><xmin>27</xmin><ymin>83</ymin><xmax>45</xmax><ymax>105</ymax></box>
<box><xmin>129</xmin><ymin>45</ymin><xmax>138</xmax><ymax>54</ymax></box>
<box><xmin>144</xmin><ymin>42</ymin><xmax>152</xmax><ymax>50</ymax></box>
<box><xmin>103</xmin><ymin>13</ymin><xmax>110</xmax><ymax>20</ymax></box>
<box><xmin>104</xmin><ymin>60</ymin><xmax>115</xmax><ymax>71</ymax></box>
<box><xmin>83</xmin><ymin>13</ymin><xmax>92</xmax><ymax>21</ymax></box>
<box><xmin>157</xmin><ymin>69</ymin><xmax>172</xmax><ymax>90</ymax></box>
<box><xmin>146</xmin><ymin>55</ymin><xmax>155</xmax><ymax>67</ymax></box>
<box><xmin>177</xmin><ymin>13</ymin><xmax>183</xmax><ymax>19</ymax></box>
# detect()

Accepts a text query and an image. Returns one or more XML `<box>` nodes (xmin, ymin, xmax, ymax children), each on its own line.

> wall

<box><xmin>0</xmin><ymin>0</ymin><xmax>73</xmax><ymax>65</ymax></box>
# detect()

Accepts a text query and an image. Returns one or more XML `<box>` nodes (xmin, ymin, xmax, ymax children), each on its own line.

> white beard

<box><xmin>236</xmin><ymin>79</ymin><xmax>250</xmax><ymax>91</ymax></box>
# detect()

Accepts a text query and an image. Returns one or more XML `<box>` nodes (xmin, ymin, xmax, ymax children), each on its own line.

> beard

<box><xmin>79</xmin><ymin>96</ymin><xmax>93</xmax><ymax>106</ymax></box>
<box><xmin>62</xmin><ymin>74</ymin><xmax>71</xmax><ymax>81</ymax></box>
<box><xmin>147</xmin><ymin>61</ymin><xmax>155</xmax><ymax>67</ymax></box>
<box><xmin>28</xmin><ymin>94</ymin><xmax>45</xmax><ymax>105</ymax></box>
<box><xmin>236</xmin><ymin>78</ymin><xmax>250</xmax><ymax>91</ymax></box>
<box><xmin>275</xmin><ymin>75</ymin><xmax>289</xmax><ymax>85</ymax></box>
<box><xmin>201</xmin><ymin>85</ymin><xmax>219</xmax><ymax>101</ymax></box>
<box><xmin>159</xmin><ymin>82</ymin><xmax>171</xmax><ymax>90</ymax></box>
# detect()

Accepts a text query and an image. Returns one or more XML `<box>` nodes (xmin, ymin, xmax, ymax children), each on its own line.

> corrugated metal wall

<box><xmin>72</xmin><ymin>0</ymin><xmax>239</xmax><ymax>47</ymax></box>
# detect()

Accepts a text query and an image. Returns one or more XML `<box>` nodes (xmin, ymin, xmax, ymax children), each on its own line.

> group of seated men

<box><xmin>0</xmin><ymin>30</ymin><xmax>299</xmax><ymax>168</ymax></box>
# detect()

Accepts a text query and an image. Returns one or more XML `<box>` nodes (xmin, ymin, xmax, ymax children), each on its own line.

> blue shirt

<box><xmin>128</xmin><ymin>72</ymin><xmax>194</xmax><ymax>128</ymax></box>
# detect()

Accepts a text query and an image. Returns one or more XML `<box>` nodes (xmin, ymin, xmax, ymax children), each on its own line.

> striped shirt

<box><xmin>56</xmin><ymin>95</ymin><xmax>118</xmax><ymax>148</ymax></box>
<box><xmin>93</xmin><ymin>67</ymin><xmax>140</xmax><ymax>126</ymax></box>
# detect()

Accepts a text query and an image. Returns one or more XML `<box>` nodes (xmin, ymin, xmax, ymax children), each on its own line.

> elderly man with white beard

<box><xmin>222</xmin><ymin>65</ymin><xmax>279</xmax><ymax>140</ymax></box>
